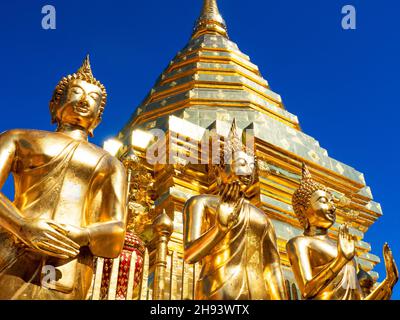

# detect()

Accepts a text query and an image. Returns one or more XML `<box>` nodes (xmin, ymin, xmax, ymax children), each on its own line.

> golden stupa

<box><xmin>90</xmin><ymin>0</ymin><xmax>382</xmax><ymax>300</ymax></box>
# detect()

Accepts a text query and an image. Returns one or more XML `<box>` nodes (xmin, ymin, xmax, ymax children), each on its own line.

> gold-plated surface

<box><xmin>358</xmin><ymin>267</ymin><xmax>375</xmax><ymax>297</ymax></box>
<box><xmin>192</xmin><ymin>0</ymin><xmax>228</xmax><ymax>39</ymax></box>
<box><xmin>183</xmin><ymin>121</ymin><xmax>287</xmax><ymax>300</ymax></box>
<box><xmin>123</xmin><ymin>146</ymin><xmax>155</xmax><ymax>236</ymax></box>
<box><xmin>111</xmin><ymin>0</ymin><xmax>389</xmax><ymax>300</ymax></box>
<box><xmin>152</xmin><ymin>211</ymin><xmax>174</xmax><ymax>300</ymax></box>
<box><xmin>0</xmin><ymin>0</ymin><xmax>392</xmax><ymax>301</ymax></box>
<box><xmin>0</xmin><ymin>56</ymin><xmax>127</xmax><ymax>299</ymax></box>
<box><xmin>287</xmin><ymin>164</ymin><xmax>398</xmax><ymax>300</ymax></box>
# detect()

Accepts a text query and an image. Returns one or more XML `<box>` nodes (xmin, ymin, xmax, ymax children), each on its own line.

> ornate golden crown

<box><xmin>209</xmin><ymin>119</ymin><xmax>256</xmax><ymax>187</ymax></box>
<box><xmin>49</xmin><ymin>55</ymin><xmax>107</xmax><ymax>123</ymax></box>
<box><xmin>224</xmin><ymin>119</ymin><xmax>255</xmax><ymax>160</ymax></box>
<box><xmin>292</xmin><ymin>163</ymin><xmax>328</xmax><ymax>229</ymax></box>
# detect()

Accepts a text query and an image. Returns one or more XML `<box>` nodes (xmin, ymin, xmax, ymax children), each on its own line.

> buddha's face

<box><xmin>55</xmin><ymin>79</ymin><xmax>103</xmax><ymax>132</ymax></box>
<box><xmin>304</xmin><ymin>190</ymin><xmax>336</xmax><ymax>229</ymax></box>
<box><xmin>220</xmin><ymin>151</ymin><xmax>255</xmax><ymax>191</ymax></box>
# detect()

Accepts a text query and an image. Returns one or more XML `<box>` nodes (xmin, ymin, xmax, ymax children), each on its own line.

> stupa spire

<box><xmin>192</xmin><ymin>0</ymin><xmax>228</xmax><ymax>39</ymax></box>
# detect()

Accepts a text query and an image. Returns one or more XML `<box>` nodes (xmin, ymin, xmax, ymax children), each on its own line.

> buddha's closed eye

<box><xmin>71</xmin><ymin>87</ymin><xmax>83</xmax><ymax>95</ymax></box>
<box><xmin>318</xmin><ymin>197</ymin><xmax>328</xmax><ymax>203</ymax></box>
<box><xmin>89</xmin><ymin>93</ymin><xmax>100</xmax><ymax>100</ymax></box>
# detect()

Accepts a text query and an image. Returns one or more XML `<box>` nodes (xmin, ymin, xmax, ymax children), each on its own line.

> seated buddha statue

<box><xmin>183</xmin><ymin>120</ymin><xmax>287</xmax><ymax>300</ymax></box>
<box><xmin>358</xmin><ymin>266</ymin><xmax>375</xmax><ymax>297</ymax></box>
<box><xmin>286</xmin><ymin>163</ymin><xmax>398</xmax><ymax>300</ymax></box>
<box><xmin>0</xmin><ymin>56</ymin><xmax>127</xmax><ymax>299</ymax></box>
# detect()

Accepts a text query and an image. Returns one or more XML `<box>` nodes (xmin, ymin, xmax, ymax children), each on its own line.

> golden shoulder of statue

<box><xmin>183</xmin><ymin>119</ymin><xmax>287</xmax><ymax>300</ymax></box>
<box><xmin>0</xmin><ymin>56</ymin><xmax>128</xmax><ymax>300</ymax></box>
<box><xmin>286</xmin><ymin>163</ymin><xmax>398</xmax><ymax>300</ymax></box>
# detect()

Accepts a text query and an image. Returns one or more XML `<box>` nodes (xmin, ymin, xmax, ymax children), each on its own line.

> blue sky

<box><xmin>0</xmin><ymin>0</ymin><xmax>399</xmax><ymax>299</ymax></box>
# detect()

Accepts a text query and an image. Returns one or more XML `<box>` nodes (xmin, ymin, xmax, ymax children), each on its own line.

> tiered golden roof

<box><xmin>115</xmin><ymin>0</ymin><xmax>383</xmax><ymax>300</ymax></box>
<box><xmin>120</xmin><ymin>0</ymin><xmax>299</xmax><ymax>137</ymax></box>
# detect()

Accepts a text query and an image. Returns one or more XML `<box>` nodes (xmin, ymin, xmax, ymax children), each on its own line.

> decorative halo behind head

<box><xmin>292</xmin><ymin>163</ymin><xmax>328</xmax><ymax>229</ymax></box>
<box><xmin>49</xmin><ymin>55</ymin><xmax>107</xmax><ymax>126</ymax></box>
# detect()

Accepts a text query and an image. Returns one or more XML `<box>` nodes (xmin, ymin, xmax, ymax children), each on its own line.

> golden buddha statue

<box><xmin>183</xmin><ymin>120</ymin><xmax>287</xmax><ymax>300</ymax></box>
<box><xmin>0</xmin><ymin>56</ymin><xmax>127</xmax><ymax>299</ymax></box>
<box><xmin>287</xmin><ymin>163</ymin><xmax>398</xmax><ymax>300</ymax></box>
<box><xmin>358</xmin><ymin>267</ymin><xmax>375</xmax><ymax>297</ymax></box>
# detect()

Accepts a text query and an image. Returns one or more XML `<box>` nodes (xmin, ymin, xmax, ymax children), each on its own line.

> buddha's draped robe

<box><xmin>313</xmin><ymin>259</ymin><xmax>364</xmax><ymax>300</ymax></box>
<box><xmin>0</xmin><ymin>140</ymin><xmax>124</xmax><ymax>299</ymax></box>
<box><xmin>196</xmin><ymin>200</ymin><xmax>282</xmax><ymax>300</ymax></box>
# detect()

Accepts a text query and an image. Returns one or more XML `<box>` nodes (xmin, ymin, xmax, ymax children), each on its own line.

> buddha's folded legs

<box><xmin>0</xmin><ymin>244</ymin><xmax>91</xmax><ymax>300</ymax></box>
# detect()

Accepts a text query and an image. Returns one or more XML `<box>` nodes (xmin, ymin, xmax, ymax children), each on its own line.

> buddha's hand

<box><xmin>17</xmin><ymin>219</ymin><xmax>80</xmax><ymax>260</ymax></box>
<box><xmin>217</xmin><ymin>182</ymin><xmax>244</xmax><ymax>232</ymax></box>
<box><xmin>383</xmin><ymin>243</ymin><xmax>399</xmax><ymax>287</ymax></box>
<box><xmin>337</xmin><ymin>224</ymin><xmax>356</xmax><ymax>261</ymax></box>
<box><xmin>220</xmin><ymin>181</ymin><xmax>241</xmax><ymax>203</ymax></box>
<box><xmin>45</xmin><ymin>223</ymin><xmax>90</xmax><ymax>247</ymax></box>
